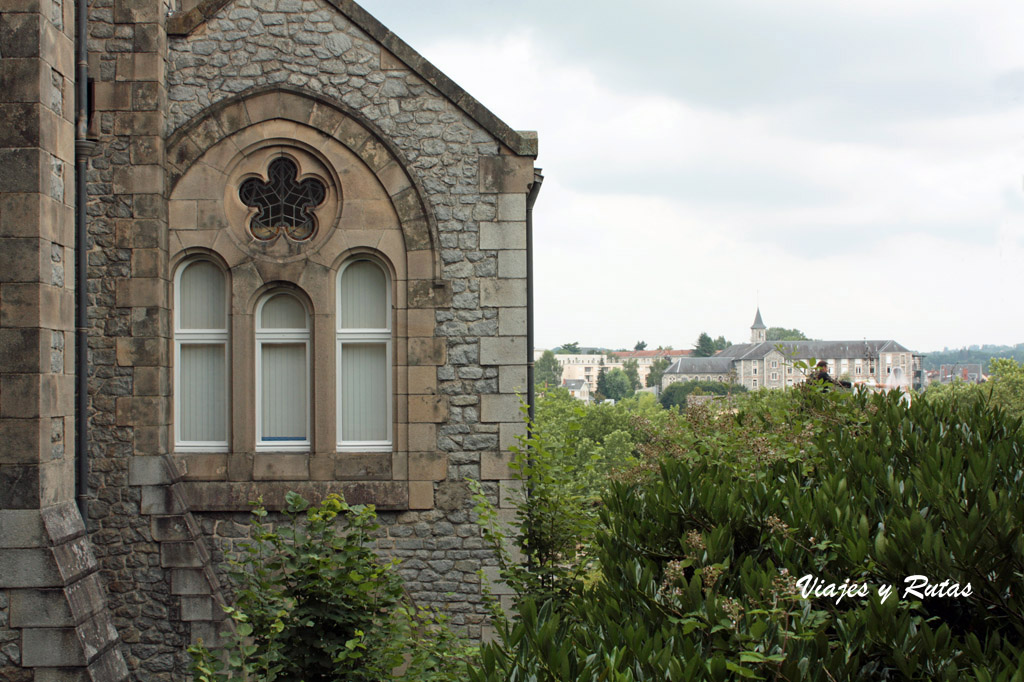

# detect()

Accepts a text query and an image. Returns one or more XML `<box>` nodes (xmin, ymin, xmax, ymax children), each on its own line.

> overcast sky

<box><xmin>360</xmin><ymin>0</ymin><xmax>1024</xmax><ymax>353</ymax></box>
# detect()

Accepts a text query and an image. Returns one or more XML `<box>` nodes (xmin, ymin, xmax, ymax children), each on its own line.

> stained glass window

<box><xmin>239</xmin><ymin>157</ymin><xmax>326</xmax><ymax>241</ymax></box>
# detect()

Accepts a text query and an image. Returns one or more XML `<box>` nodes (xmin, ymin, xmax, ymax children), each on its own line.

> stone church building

<box><xmin>1</xmin><ymin>0</ymin><xmax>540</xmax><ymax>678</ymax></box>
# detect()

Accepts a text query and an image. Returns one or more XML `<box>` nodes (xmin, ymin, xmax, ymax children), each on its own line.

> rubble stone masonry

<box><xmin>3</xmin><ymin>0</ymin><xmax>536</xmax><ymax>678</ymax></box>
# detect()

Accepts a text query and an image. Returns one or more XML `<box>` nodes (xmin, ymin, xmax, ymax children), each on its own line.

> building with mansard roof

<box><xmin>663</xmin><ymin>310</ymin><xmax>924</xmax><ymax>391</ymax></box>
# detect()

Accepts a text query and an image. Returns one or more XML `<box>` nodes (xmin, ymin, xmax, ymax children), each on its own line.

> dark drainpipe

<box><xmin>75</xmin><ymin>0</ymin><xmax>94</xmax><ymax>523</ymax></box>
<box><xmin>525</xmin><ymin>170</ymin><xmax>543</xmax><ymax>431</ymax></box>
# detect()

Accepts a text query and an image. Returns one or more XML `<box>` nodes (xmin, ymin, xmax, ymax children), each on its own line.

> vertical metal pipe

<box><xmin>75</xmin><ymin>0</ymin><xmax>91</xmax><ymax>523</ymax></box>
<box><xmin>525</xmin><ymin>170</ymin><xmax>543</xmax><ymax>431</ymax></box>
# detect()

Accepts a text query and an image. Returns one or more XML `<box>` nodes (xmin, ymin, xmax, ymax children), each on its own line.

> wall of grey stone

<box><xmin>196</xmin><ymin>498</ymin><xmax>505</xmax><ymax>637</ymax></box>
<box><xmin>0</xmin><ymin>593</ymin><xmax>19</xmax><ymax>673</ymax></box>
<box><xmin>163</xmin><ymin>0</ymin><xmax>521</xmax><ymax>639</ymax></box>
<box><xmin>84</xmin><ymin>0</ymin><xmax>194</xmax><ymax>678</ymax></box>
<box><xmin>78</xmin><ymin>2</ymin><xmax>530</xmax><ymax>679</ymax></box>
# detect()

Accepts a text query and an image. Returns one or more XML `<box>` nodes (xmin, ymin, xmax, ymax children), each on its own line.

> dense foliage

<box><xmin>660</xmin><ymin>379</ymin><xmax>747</xmax><ymax>410</ymax></box>
<box><xmin>534</xmin><ymin>349</ymin><xmax>563</xmax><ymax>389</ymax></box>
<box><xmin>923</xmin><ymin>358</ymin><xmax>1024</xmax><ymax>428</ymax></box>
<box><xmin>473</xmin><ymin>385</ymin><xmax>1024</xmax><ymax>681</ymax></box>
<box><xmin>598</xmin><ymin>367</ymin><xmax>634</xmax><ymax>401</ymax></box>
<box><xmin>767</xmin><ymin>327</ymin><xmax>810</xmax><ymax>341</ymax></box>
<box><xmin>693</xmin><ymin>332</ymin><xmax>729</xmax><ymax>357</ymax></box>
<box><xmin>922</xmin><ymin>344</ymin><xmax>1024</xmax><ymax>372</ymax></box>
<box><xmin>646</xmin><ymin>357</ymin><xmax>671</xmax><ymax>388</ymax></box>
<box><xmin>189</xmin><ymin>493</ymin><xmax>467</xmax><ymax>682</ymax></box>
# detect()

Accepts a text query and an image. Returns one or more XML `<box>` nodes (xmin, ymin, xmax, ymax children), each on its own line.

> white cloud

<box><xmin>410</xmin><ymin>17</ymin><xmax>1024</xmax><ymax>351</ymax></box>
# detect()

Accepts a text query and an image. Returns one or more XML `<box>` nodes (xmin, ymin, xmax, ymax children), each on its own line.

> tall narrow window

<box><xmin>256</xmin><ymin>292</ymin><xmax>310</xmax><ymax>451</ymax></box>
<box><xmin>337</xmin><ymin>259</ymin><xmax>392</xmax><ymax>452</ymax></box>
<box><xmin>174</xmin><ymin>259</ymin><xmax>229</xmax><ymax>451</ymax></box>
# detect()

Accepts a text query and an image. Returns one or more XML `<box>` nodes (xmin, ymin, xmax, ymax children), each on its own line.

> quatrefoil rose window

<box><xmin>239</xmin><ymin>158</ymin><xmax>327</xmax><ymax>242</ymax></box>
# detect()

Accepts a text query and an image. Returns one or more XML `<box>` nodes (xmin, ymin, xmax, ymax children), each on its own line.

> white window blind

<box><xmin>179</xmin><ymin>345</ymin><xmax>227</xmax><ymax>442</ymax></box>
<box><xmin>261</xmin><ymin>343</ymin><xmax>307</xmax><ymax>441</ymax></box>
<box><xmin>174</xmin><ymin>260</ymin><xmax>229</xmax><ymax>451</ymax></box>
<box><xmin>341</xmin><ymin>343</ymin><xmax>388</xmax><ymax>441</ymax></box>
<box><xmin>257</xmin><ymin>292</ymin><xmax>310</xmax><ymax>451</ymax></box>
<box><xmin>337</xmin><ymin>259</ymin><xmax>391</xmax><ymax>451</ymax></box>
<box><xmin>340</xmin><ymin>260</ymin><xmax>387</xmax><ymax>329</ymax></box>
<box><xmin>179</xmin><ymin>260</ymin><xmax>226</xmax><ymax>330</ymax></box>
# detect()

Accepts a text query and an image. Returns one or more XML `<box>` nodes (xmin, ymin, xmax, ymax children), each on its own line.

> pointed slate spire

<box><xmin>751</xmin><ymin>308</ymin><xmax>766</xmax><ymax>343</ymax></box>
<box><xmin>752</xmin><ymin>307</ymin><xmax>766</xmax><ymax>329</ymax></box>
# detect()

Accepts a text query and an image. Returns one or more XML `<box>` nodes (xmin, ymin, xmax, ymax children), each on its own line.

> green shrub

<box><xmin>661</xmin><ymin>380</ymin><xmax>746</xmax><ymax>411</ymax></box>
<box><xmin>189</xmin><ymin>492</ymin><xmax>469</xmax><ymax>682</ymax></box>
<box><xmin>471</xmin><ymin>388</ymin><xmax>1024</xmax><ymax>681</ymax></box>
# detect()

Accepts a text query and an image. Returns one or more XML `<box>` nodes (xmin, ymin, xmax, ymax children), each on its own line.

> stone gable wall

<box><xmin>76</xmin><ymin>0</ymin><xmax>535</xmax><ymax>677</ymax></box>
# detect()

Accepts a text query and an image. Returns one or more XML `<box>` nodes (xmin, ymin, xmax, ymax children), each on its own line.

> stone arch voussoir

<box><xmin>166</xmin><ymin>86</ymin><xmax>440</xmax><ymax>279</ymax></box>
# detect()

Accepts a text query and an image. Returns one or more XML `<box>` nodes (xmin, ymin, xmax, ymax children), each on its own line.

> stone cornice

<box><xmin>167</xmin><ymin>0</ymin><xmax>539</xmax><ymax>157</ymax></box>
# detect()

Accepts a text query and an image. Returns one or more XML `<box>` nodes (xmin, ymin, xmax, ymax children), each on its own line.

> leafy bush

<box><xmin>189</xmin><ymin>492</ymin><xmax>468</xmax><ymax>682</ymax></box>
<box><xmin>923</xmin><ymin>358</ymin><xmax>1024</xmax><ymax>431</ymax></box>
<box><xmin>660</xmin><ymin>380</ymin><xmax>746</xmax><ymax>410</ymax></box>
<box><xmin>472</xmin><ymin>387</ymin><xmax>1024</xmax><ymax>680</ymax></box>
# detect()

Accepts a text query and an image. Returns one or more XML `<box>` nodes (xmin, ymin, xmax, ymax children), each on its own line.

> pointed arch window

<box><xmin>256</xmin><ymin>292</ymin><xmax>311</xmax><ymax>451</ymax></box>
<box><xmin>337</xmin><ymin>259</ymin><xmax>392</xmax><ymax>452</ymax></box>
<box><xmin>174</xmin><ymin>259</ymin><xmax>230</xmax><ymax>452</ymax></box>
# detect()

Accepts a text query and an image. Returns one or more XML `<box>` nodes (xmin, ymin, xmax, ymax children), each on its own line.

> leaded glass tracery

<box><xmin>239</xmin><ymin>157</ymin><xmax>326</xmax><ymax>242</ymax></box>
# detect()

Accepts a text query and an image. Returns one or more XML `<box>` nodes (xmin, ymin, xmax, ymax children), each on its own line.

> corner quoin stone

<box><xmin>480</xmin><ymin>394</ymin><xmax>523</xmax><ymax>423</ymax></box>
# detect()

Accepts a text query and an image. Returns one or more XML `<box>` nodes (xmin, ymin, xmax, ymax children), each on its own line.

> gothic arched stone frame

<box><xmin>164</xmin><ymin>89</ymin><xmax>450</xmax><ymax>511</ymax></box>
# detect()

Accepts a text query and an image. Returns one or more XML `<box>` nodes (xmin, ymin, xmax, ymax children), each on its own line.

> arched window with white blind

<box><xmin>256</xmin><ymin>291</ymin><xmax>311</xmax><ymax>451</ymax></box>
<box><xmin>337</xmin><ymin>258</ymin><xmax>392</xmax><ymax>452</ymax></box>
<box><xmin>174</xmin><ymin>259</ymin><xmax>230</xmax><ymax>452</ymax></box>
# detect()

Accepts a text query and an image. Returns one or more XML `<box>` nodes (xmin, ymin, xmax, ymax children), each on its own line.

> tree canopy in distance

<box><xmin>660</xmin><ymin>379</ymin><xmax>747</xmax><ymax>410</ymax></box>
<box><xmin>622</xmin><ymin>359</ymin><xmax>641</xmax><ymax>390</ymax></box>
<box><xmin>767</xmin><ymin>327</ymin><xmax>809</xmax><ymax>341</ymax></box>
<box><xmin>646</xmin><ymin>357</ymin><xmax>671</xmax><ymax>387</ymax></box>
<box><xmin>600</xmin><ymin>368</ymin><xmax>634</xmax><ymax>401</ymax></box>
<box><xmin>534</xmin><ymin>350</ymin><xmax>562</xmax><ymax>389</ymax></box>
<box><xmin>634</xmin><ymin>341</ymin><xmax>647</xmax><ymax>351</ymax></box>
<box><xmin>693</xmin><ymin>332</ymin><xmax>718</xmax><ymax>357</ymax></box>
<box><xmin>559</xmin><ymin>342</ymin><xmax>581</xmax><ymax>354</ymax></box>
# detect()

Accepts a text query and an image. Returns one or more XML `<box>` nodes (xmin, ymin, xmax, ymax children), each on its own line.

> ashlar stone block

<box><xmin>21</xmin><ymin>627</ymin><xmax>86</xmax><ymax>667</ymax></box>
<box><xmin>253</xmin><ymin>454</ymin><xmax>308</xmax><ymax>480</ymax></box>
<box><xmin>408</xmin><ymin>480</ymin><xmax>433</xmax><ymax>509</ymax></box>
<box><xmin>408</xmin><ymin>423</ymin><xmax>436</xmax><ymax>451</ymax></box>
<box><xmin>500</xmin><ymin>421</ymin><xmax>527</xmax><ymax>451</ymax></box>
<box><xmin>498</xmin><ymin>250</ymin><xmax>526</xmax><ymax>278</ymax></box>
<box><xmin>479</xmin><ymin>221</ymin><xmax>525</xmax><ymax>250</ymax></box>
<box><xmin>480</xmin><ymin>336</ymin><xmax>525</xmax><ymax>366</ymax></box>
<box><xmin>408</xmin><ymin>395</ymin><xmax>447</xmax><ymax>423</ymax></box>
<box><xmin>480</xmin><ymin>279</ymin><xmax>526</xmax><ymax>308</ymax></box>
<box><xmin>480</xmin><ymin>450</ymin><xmax>515</xmax><ymax>481</ymax></box>
<box><xmin>171</xmin><ymin>569</ymin><xmax>212</xmax><ymax>596</ymax></box>
<box><xmin>408</xmin><ymin>451</ymin><xmax>446</xmax><ymax>481</ymax></box>
<box><xmin>497</xmin><ymin>193</ymin><xmax>527</xmax><ymax>221</ymax></box>
<box><xmin>127</xmin><ymin>456</ymin><xmax>171</xmax><ymax>486</ymax></box>
<box><xmin>480</xmin><ymin>394</ymin><xmax>522</xmax><ymax>423</ymax></box>
<box><xmin>407</xmin><ymin>337</ymin><xmax>446</xmax><ymax>366</ymax></box>
<box><xmin>0</xmin><ymin>547</ymin><xmax>62</xmax><ymax>587</ymax></box>
<box><xmin>479</xmin><ymin>155</ymin><xmax>534</xmax><ymax>194</ymax></box>
<box><xmin>499</xmin><ymin>365</ymin><xmax>528</xmax><ymax>394</ymax></box>
<box><xmin>0</xmin><ymin>509</ymin><xmax>46</xmax><ymax>548</ymax></box>
<box><xmin>9</xmin><ymin>587</ymin><xmax>75</xmax><ymax>627</ymax></box>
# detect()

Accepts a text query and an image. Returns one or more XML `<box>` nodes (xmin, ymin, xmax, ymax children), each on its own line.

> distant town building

<box><xmin>938</xmin><ymin>364</ymin><xmax>985</xmax><ymax>383</ymax></box>
<box><xmin>535</xmin><ymin>349</ymin><xmax>692</xmax><ymax>394</ymax></box>
<box><xmin>663</xmin><ymin>310</ymin><xmax>925</xmax><ymax>391</ymax></box>
<box><xmin>562</xmin><ymin>379</ymin><xmax>592</xmax><ymax>403</ymax></box>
